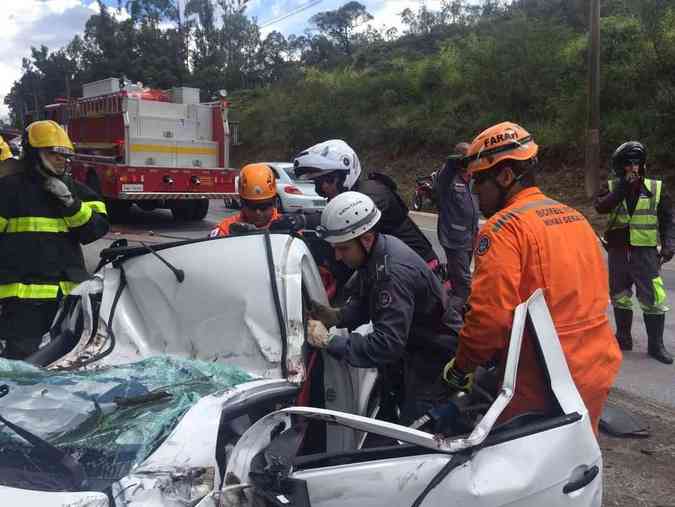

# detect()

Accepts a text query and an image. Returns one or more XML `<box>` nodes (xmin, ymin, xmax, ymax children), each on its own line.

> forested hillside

<box><xmin>5</xmin><ymin>0</ymin><xmax>675</xmax><ymax>178</ymax></box>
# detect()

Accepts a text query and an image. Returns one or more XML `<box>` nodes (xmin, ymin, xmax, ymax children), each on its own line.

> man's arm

<box><xmin>65</xmin><ymin>180</ymin><xmax>110</xmax><ymax>244</ymax></box>
<box><xmin>455</xmin><ymin>223</ymin><xmax>523</xmax><ymax>373</ymax></box>
<box><xmin>594</xmin><ymin>180</ymin><xmax>625</xmax><ymax>214</ymax></box>
<box><xmin>328</xmin><ymin>267</ymin><xmax>415</xmax><ymax>368</ymax></box>
<box><xmin>658</xmin><ymin>189</ymin><xmax>675</xmax><ymax>252</ymax></box>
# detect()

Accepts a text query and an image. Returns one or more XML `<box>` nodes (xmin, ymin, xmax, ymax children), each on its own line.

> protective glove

<box><xmin>441</xmin><ymin>358</ymin><xmax>474</xmax><ymax>393</ymax></box>
<box><xmin>43</xmin><ymin>177</ymin><xmax>75</xmax><ymax>207</ymax></box>
<box><xmin>269</xmin><ymin>214</ymin><xmax>307</xmax><ymax>232</ymax></box>
<box><xmin>309</xmin><ymin>300</ymin><xmax>340</xmax><ymax>328</ymax></box>
<box><xmin>660</xmin><ymin>247</ymin><xmax>674</xmax><ymax>264</ymax></box>
<box><xmin>307</xmin><ymin>319</ymin><xmax>333</xmax><ymax>349</ymax></box>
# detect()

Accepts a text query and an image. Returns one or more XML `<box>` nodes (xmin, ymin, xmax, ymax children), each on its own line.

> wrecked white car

<box><xmin>217</xmin><ymin>290</ymin><xmax>603</xmax><ymax>507</ymax></box>
<box><xmin>0</xmin><ymin>232</ymin><xmax>603</xmax><ymax>506</ymax></box>
<box><xmin>0</xmin><ymin>232</ymin><xmax>377</xmax><ymax>506</ymax></box>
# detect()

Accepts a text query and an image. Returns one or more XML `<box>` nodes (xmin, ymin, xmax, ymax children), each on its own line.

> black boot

<box><xmin>613</xmin><ymin>308</ymin><xmax>633</xmax><ymax>351</ymax></box>
<box><xmin>644</xmin><ymin>314</ymin><xmax>673</xmax><ymax>364</ymax></box>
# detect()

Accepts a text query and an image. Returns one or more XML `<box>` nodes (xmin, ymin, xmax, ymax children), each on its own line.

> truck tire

<box><xmin>108</xmin><ymin>201</ymin><xmax>132</xmax><ymax>223</ymax></box>
<box><xmin>191</xmin><ymin>199</ymin><xmax>209</xmax><ymax>220</ymax></box>
<box><xmin>171</xmin><ymin>202</ymin><xmax>192</xmax><ymax>221</ymax></box>
<box><xmin>411</xmin><ymin>193</ymin><xmax>423</xmax><ymax>211</ymax></box>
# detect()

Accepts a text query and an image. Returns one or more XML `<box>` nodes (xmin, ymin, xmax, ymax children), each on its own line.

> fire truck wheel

<box><xmin>108</xmin><ymin>201</ymin><xmax>132</xmax><ymax>223</ymax></box>
<box><xmin>171</xmin><ymin>202</ymin><xmax>193</xmax><ymax>221</ymax></box>
<box><xmin>192</xmin><ymin>200</ymin><xmax>209</xmax><ymax>220</ymax></box>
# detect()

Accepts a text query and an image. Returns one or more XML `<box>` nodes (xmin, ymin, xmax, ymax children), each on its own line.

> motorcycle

<box><xmin>411</xmin><ymin>171</ymin><xmax>438</xmax><ymax>211</ymax></box>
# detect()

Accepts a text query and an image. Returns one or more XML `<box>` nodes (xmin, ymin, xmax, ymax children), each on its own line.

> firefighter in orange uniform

<box><xmin>211</xmin><ymin>163</ymin><xmax>280</xmax><ymax>236</ymax></box>
<box><xmin>442</xmin><ymin>122</ymin><xmax>622</xmax><ymax>434</ymax></box>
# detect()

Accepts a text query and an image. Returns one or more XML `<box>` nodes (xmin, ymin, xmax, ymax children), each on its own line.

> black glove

<box><xmin>660</xmin><ymin>247</ymin><xmax>674</xmax><ymax>264</ymax></box>
<box><xmin>269</xmin><ymin>214</ymin><xmax>307</xmax><ymax>232</ymax></box>
<box><xmin>43</xmin><ymin>177</ymin><xmax>76</xmax><ymax>207</ymax></box>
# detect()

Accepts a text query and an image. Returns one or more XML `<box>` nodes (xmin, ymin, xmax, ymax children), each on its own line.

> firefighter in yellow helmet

<box><xmin>0</xmin><ymin>120</ymin><xmax>109</xmax><ymax>361</ymax></box>
<box><xmin>0</xmin><ymin>136</ymin><xmax>12</xmax><ymax>162</ymax></box>
<box><xmin>211</xmin><ymin>163</ymin><xmax>282</xmax><ymax>236</ymax></box>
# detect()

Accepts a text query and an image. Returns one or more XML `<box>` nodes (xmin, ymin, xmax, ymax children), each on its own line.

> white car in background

<box><xmin>227</xmin><ymin>162</ymin><xmax>327</xmax><ymax>214</ymax></box>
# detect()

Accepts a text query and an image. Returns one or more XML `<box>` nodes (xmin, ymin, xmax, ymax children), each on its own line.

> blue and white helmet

<box><xmin>293</xmin><ymin>139</ymin><xmax>361</xmax><ymax>190</ymax></box>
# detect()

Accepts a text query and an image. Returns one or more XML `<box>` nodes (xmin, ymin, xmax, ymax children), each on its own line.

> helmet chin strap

<box><xmin>495</xmin><ymin>164</ymin><xmax>532</xmax><ymax>208</ymax></box>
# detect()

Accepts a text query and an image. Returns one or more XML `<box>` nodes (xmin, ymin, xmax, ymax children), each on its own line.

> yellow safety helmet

<box><xmin>0</xmin><ymin>136</ymin><xmax>12</xmax><ymax>161</ymax></box>
<box><xmin>239</xmin><ymin>163</ymin><xmax>277</xmax><ymax>201</ymax></box>
<box><xmin>25</xmin><ymin>120</ymin><xmax>74</xmax><ymax>155</ymax></box>
<box><xmin>465</xmin><ymin>121</ymin><xmax>538</xmax><ymax>175</ymax></box>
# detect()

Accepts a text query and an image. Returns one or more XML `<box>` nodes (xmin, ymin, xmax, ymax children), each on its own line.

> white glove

<box><xmin>307</xmin><ymin>319</ymin><xmax>332</xmax><ymax>349</ymax></box>
<box><xmin>43</xmin><ymin>177</ymin><xmax>75</xmax><ymax>207</ymax></box>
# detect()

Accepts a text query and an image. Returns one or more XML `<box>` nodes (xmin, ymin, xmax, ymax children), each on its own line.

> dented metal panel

<box><xmin>88</xmin><ymin>235</ymin><xmax>321</xmax><ymax>382</ymax></box>
<box><xmin>224</xmin><ymin>289</ymin><xmax>603</xmax><ymax>507</ymax></box>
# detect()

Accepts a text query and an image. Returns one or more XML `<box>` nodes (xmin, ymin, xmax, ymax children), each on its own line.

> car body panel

<box><xmin>223</xmin><ymin>289</ymin><xmax>603</xmax><ymax>507</ymax></box>
<box><xmin>51</xmin><ymin>234</ymin><xmax>328</xmax><ymax>382</ymax></box>
<box><xmin>1</xmin><ymin>234</ymin><xmax>378</xmax><ymax>506</ymax></box>
<box><xmin>0</xmin><ymin>487</ymin><xmax>109</xmax><ymax>506</ymax></box>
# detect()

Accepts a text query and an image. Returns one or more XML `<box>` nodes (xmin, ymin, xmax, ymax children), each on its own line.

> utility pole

<box><xmin>585</xmin><ymin>0</ymin><xmax>601</xmax><ymax>198</ymax></box>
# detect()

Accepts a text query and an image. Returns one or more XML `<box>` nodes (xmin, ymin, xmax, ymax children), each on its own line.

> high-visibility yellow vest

<box><xmin>608</xmin><ymin>178</ymin><xmax>661</xmax><ymax>247</ymax></box>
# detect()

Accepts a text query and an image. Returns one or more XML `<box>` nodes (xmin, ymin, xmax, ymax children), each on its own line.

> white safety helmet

<box><xmin>293</xmin><ymin>139</ymin><xmax>361</xmax><ymax>190</ymax></box>
<box><xmin>319</xmin><ymin>191</ymin><xmax>381</xmax><ymax>244</ymax></box>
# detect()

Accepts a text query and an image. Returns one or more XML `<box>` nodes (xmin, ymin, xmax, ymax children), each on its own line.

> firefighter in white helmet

<box><xmin>307</xmin><ymin>191</ymin><xmax>456</xmax><ymax>424</ymax></box>
<box><xmin>294</xmin><ymin>140</ymin><xmax>438</xmax><ymax>265</ymax></box>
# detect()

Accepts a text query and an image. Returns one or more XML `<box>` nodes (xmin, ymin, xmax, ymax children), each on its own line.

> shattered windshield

<box><xmin>0</xmin><ymin>356</ymin><xmax>253</xmax><ymax>492</ymax></box>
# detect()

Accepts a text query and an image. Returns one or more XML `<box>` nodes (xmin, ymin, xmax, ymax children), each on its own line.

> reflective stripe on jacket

<box><xmin>456</xmin><ymin>187</ymin><xmax>622</xmax><ymax>430</ymax></box>
<box><xmin>608</xmin><ymin>178</ymin><xmax>661</xmax><ymax>247</ymax></box>
<box><xmin>0</xmin><ymin>168</ymin><xmax>109</xmax><ymax>301</ymax></box>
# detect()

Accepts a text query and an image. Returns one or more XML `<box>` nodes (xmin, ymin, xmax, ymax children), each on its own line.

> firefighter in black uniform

<box><xmin>306</xmin><ymin>191</ymin><xmax>456</xmax><ymax>423</ymax></box>
<box><xmin>0</xmin><ymin>120</ymin><xmax>109</xmax><ymax>360</ymax></box>
<box><xmin>595</xmin><ymin>141</ymin><xmax>674</xmax><ymax>364</ymax></box>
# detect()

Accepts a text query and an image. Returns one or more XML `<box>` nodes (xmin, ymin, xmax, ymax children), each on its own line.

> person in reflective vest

<box><xmin>0</xmin><ymin>121</ymin><xmax>109</xmax><ymax>360</ymax></box>
<box><xmin>211</xmin><ymin>163</ymin><xmax>281</xmax><ymax>237</ymax></box>
<box><xmin>595</xmin><ymin>141</ymin><xmax>674</xmax><ymax>364</ymax></box>
<box><xmin>442</xmin><ymin>122</ymin><xmax>622</xmax><ymax>435</ymax></box>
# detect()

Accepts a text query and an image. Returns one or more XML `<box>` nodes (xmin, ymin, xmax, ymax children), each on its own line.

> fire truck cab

<box><xmin>45</xmin><ymin>77</ymin><xmax>237</xmax><ymax>221</ymax></box>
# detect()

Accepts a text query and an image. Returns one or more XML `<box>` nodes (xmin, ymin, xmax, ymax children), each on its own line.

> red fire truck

<box><xmin>44</xmin><ymin>77</ymin><xmax>237</xmax><ymax>221</ymax></box>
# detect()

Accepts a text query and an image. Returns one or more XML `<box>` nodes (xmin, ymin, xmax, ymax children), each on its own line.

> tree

<box><xmin>310</xmin><ymin>1</ymin><xmax>373</xmax><ymax>55</ymax></box>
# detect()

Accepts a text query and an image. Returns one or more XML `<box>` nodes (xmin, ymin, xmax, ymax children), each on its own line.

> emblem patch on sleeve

<box><xmin>476</xmin><ymin>235</ymin><xmax>491</xmax><ymax>256</ymax></box>
<box><xmin>378</xmin><ymin>290</ymin><xmax>392</xmax><ymax>308</ymax></box>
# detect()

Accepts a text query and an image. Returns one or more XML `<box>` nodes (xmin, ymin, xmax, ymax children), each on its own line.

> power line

<box><xmin>258</xmin><ymin>0</ymin><xmax>324</xmax><ymax>28</ymax></box>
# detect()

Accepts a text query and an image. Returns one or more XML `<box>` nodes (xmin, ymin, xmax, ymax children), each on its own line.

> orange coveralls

<box><xmin>456</xmin><ymin>187</ymin><xmax>622</xmax><ymax>433</ymax></box>
<box><xmin>212</xmin><ymin>208</ymin><xmax>280</xmax><ymax>237</ymax></box>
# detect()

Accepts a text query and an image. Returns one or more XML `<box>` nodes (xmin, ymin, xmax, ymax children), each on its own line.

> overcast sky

<box><xmin>0</xmin><ymin>0</ymin><xmax>444</xmax><ymax>119</ymax></box>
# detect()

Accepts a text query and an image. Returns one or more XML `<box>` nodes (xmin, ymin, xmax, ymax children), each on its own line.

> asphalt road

<box><xmin>83</xmin><ymin>201</ymin><xmax>675</xmax><ymax>408</ymax></box>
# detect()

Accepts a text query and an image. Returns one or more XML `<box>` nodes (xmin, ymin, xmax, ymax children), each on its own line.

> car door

<box><xmin>223</xmin><ymin>289</ymin><xmax>602</xmax><ymax>507</ymax></box>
